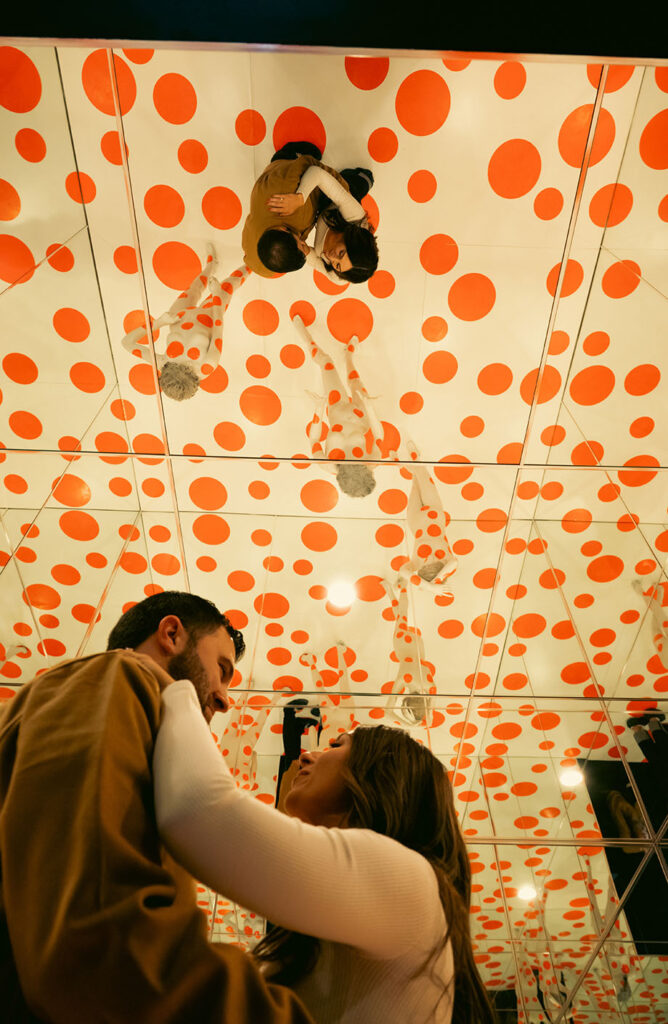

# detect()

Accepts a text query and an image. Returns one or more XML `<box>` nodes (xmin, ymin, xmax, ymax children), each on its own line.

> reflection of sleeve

<box><xmin>297</xmin><ymin>166</ymin><xmax>365</xmax><ymax>223</ymax></box>
<box><xmin>0</xmin><ymin>653</ymin><xmax>312</xmax><ymax>1024</ymax></box>
<box><xmin>154</xmin><ymin>681</ymin><xmax>443</xmax><ymax>959</ymax></box>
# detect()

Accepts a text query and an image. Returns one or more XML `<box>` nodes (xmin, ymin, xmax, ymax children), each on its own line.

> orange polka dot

<box><xmin>254</xmin><ymin>592</ymin><xmax>289</xmax><ymax>618</ymax></box>
<box><xmin>65</xmin><ymin>172</ymin><xmax>96</xmax><ymax>205</ymax></box>
<box><xmin>533</xmin><ymin>187</ymin><xmax>563</xmax><ymax>220</ymax></box>
<box><xmin>448</xmin><ymin>274</ymin><xmax>495</xmax><ymax>321</ymax></box>
<box><xmin>367</xmin><ymin>127</ymin><xmax>398</xmax><ymax>162</ymax></box>
<box><xmin>23</xmin><ymin>584</ymin><xmax>60</xmax><ymax>610</ymax></box>
<box><xmin>408</xmin><ymin>170</ymin><xmax>437</xmax><ymax>203</ymax></box>
<box><xmin>4</xmin><ymin>474</ymin><xmax>27</xmax><ymax>493</ymax></box>
<box><xmin>488</xmin><ymin>139</ymin><xmax>541</xmax><ymax>198</ymax></box>
<box><xmin>248</xmin><ymin>480</ymin><xmax>269</xmax><ymax>500</ymax></box>
<box><xmin>513</xmin><ymin>613</ymin><xmax>546</xmax><ymax>638</ymax></box>
<box><xmin>0</xmin><ymin>179</ymin><xmax>20</xmax><ymax>221</ymax></box>
<box><xmin>128</xmin><ymin>364</ymin><xmax>156</xmax><ymax>396</ymax></box>
<box><xmin>494</xmin><ymin>62</ymin><xmax>526</xmax><ymax>99</ymax></box>
<box><xmin>3</xmin><ymin>352</ymin><xmax>37</xmax><ymax>384</ymax></box>
<box><xmin>569</xmin><ymin>364</ymin><xmax>614</xmax><ymax>405</ymax></box>
<box><xmin>100</xmin><ymin>130</ymin><xmax>127</xmax><ymax>166</ymax></box>
<box><xmin>586</xmin><ymin>64</ymin><xmax>634</xmax><ymax>92</ymax></box>
<box><xmin>235</xmin><ymin>108</ymin><xmax>266</xmax><ymax>146</ymax></box>
<box><xmin>152</xmin><ymin>553</ymin><xmax>180</xmax><ymax>576</ymax></box>
<box><xmin>273</xmin><ymin>107</ymin><xmax>326</xmax><ymax>154</ymax></box>
<box><xmin>119</xmin><ymin>552</ymin><xmax>147</xmax><ymax>575</ymax></box>
<box><xmin>367</xmin><ymin>270</ymin><xmax>395</xmax><ymax>298</ymax></box>
<box><xmin>582</xmin><ymin>330</ymin><xmax>609</xmax><ymax>356</ymax></box>
<box><xmin>461</xmin><ymin>416</ymin><xmax>484</xmax><ymax>437</ymax></box>
<box><xmin>59</xmin><ymin>510</ymin><xmax>99</xmax><ymax>540</ymax></box>
<box><xmin>422</xmin><ymin>316</ymin><xmax>447</xmax><ymax>341</ymax></box>
<box><xmin>439</xmin><ymin>619</ymin><xmax>464</xmax><ymax>639</ymax></box>
<box><xmin>419</xmin><ymin>234</ymin><xmax>458</xmax><ymax>275</ymax></box>
<box><xmin>51</xmin><ymin>564</ymin><xmax>81</xmax><ymax>586</ymax></box>
<box><xmin>519</xmin><ymin>365</ymin><xmax>561</xmax><ymax>405</ymax></box>
<box><xmin>630</xmin><ymin>416</ymin><xmax>654</xmax><ymax>437</ymax></box>
<box><xmin>152</xmin><ymin>241</ymin><xmax>200</xmax><ymax>290</ymax></box>
<box><xmin>376</xmin><ymin>489</ymin><xmax>406</xmax><ymax>515</ymax></box>
<box><xmin>53</xmin><ymin>306</ymin><xmax>90</xmax><ymax>343</ymax></box>
<box><xmin>434</xmin><ymin>455</ymin><xmax>472</xmax><ymax>484</ymax></box>
<box><xmin>345</xmin><ymin>56</ymin><xmax>389</xmax><ymax>89</ymax></box>
<box><xmin>202</xmin><ymin>186</ymin><xmax>242</xmax><ymax>229</ymax></box>
<box><xmin>395</xmin><ymin>70</ymin><xmax>450</xmax><ymax>136</ymax></box>
<box><xmin>561</xmin><ymin>508</ymin><xmax>592</xmax><ymax>534</ymax></box>
<box><xmin>559</xmin><ymin>105</ymin><xmax>615</xmax><ymax>167</ymax></box>
<box><xmin>45</xmin><ymin>243</ymin><xmax>73</xmax><ymax>273</ymax></box>
<box><xmin>122</xmin><ymin>48</ymin><xmax>154</xmax><ymax>63</ymax></box>
<box><xmin>618</xmin><ymin>454</ymin><xmax>659</xmax><ymax>487</ymax></box>
<box><xmin>243</xmin><ymin>299</ymin><xmax>279</xmax><ymax>336</ymax></box>
<box><xmin>51</xmin><ymin>475</ymin><xmax>91</xmax><ymax>507</ymax></box>
<box><xmin>659</xmin><ymin>195</ymin><xmax>668</xmax><ymax>221</ymax></box>
<box><xmin>546</xmin><ymin>258</ymin><xmax>584</xmax><ymax>297</ymax></box>
<box><xmin>473</xmin><ymin>568</ymin><xmax>498</xmax><ymax>589</ymax></box>
<box><xmin>239</xmin><ymin>385</ymin><xmax>281</xmax><ymax>426</ymax></box>
<box><xmin>0</xmin><ymin>234</ymin><xmax>34</xmax><ymax>284</ymax></box>
<box><xmin>497</xmin><ymin>442</ymin><xmax>522</xmax><ymax>463</ymax></box>
<box><xmin>571</xmin><ymin>439</ymin><xmax>603</xmax><ymax>465</ymax></box>
<box><xmin>143</xmin><ymin>184</ymin><xmax>184</xmax><ymax>227</ymax></box>
<box><xmin>589</xmin><ymin>183</ymin><xmax>633</xmax><ymax>227</ymax></box>
<box><xmin>213</xmin><ymin>421</ymin><xmax>245</xmax><ymax>451</ymax></box>
<box><xmin>153</xmin><ymin>73</ymin><xmax>196</xmax><ymax>123</ymax></box>
<box><xmin>300</xmin><ymin>479</ymin><xmax>338</xmax><ymax>512</ymax></box>
<box><xmin>228</xmin><ymin>571</ymin><xmax>255</xmax><ymax>592</ymax></box>
<box><xmin>477</xmin><ymin>363</ymin><xmax>512</xmax><ymax>395</ymax></box>
<box><xmin>9</xmin><ymin>411</ymin><xmax>42</xmax><ymax>439</ymax></box>
<box><xmin>601</xmin><ymin>259</ymin><xmax>640</xmax><ymax>298</ymax></box>
<box><xmin>70</xmin><ymin>362</ymin><xmax>105</xmax><ymax>393</ymax></box>
<box><xmin>15</xmin><ymin>127</ymin><xmax>46</xmax><ymax>162</ymax></box>
<box><xmin>587</xmin><ymin>554</ymin><xmax>624</xmax><ymax>582</ymax></box>
<box><xmin>476</xmin><ymin>508</ymin><xmax>507</xmax><ymax>533</ymax></box>
<box><xmin>293</xmin><ymin>560</ymin><xmax>313</xmax><ymax>576</ymax></box>
<box><xmin>472</xmin><ymin>612</ymin><xmax>505</xmax><ymax>638</ymax></box>
<box><xmin>327</xmin><ymin>297</ymin><xmax>373</xmax><ymax>342</ymax></box>
<box><xmin>301</xmin><ymin>522</ymin><xmax>337</xmax><ymax>551</ymax></box>
<box><xmin>624</xmin><ymin>364</ymin><xmax>660</xmax><ymax>396</ymax></box>
<box><xmin>81</xmin><ymin>50</ymin><xmax>135</xmax><ymax>115</ymax></box>
<box><xmin>189</xmin><ymin>477</ymin><xmax>227</xmax><ymax>510</ymax></box>
<box><xmin>399</xmin><ymin>391</ymin><xmax>423</xmax><ymax>414</ymax></box>
<box><xmin>279</xmin><ymin>343</ymin><xmax>305</xmax><ymax>371</ymax></box>
<box><xmin>113</xmin><ymin>245</ymin><xmax>137</xmax><ymax>274</ymax></box>
<box><xmin>640</xmin><ymin>110</ymin><xmax>668</xmax><ymax>169</ymax></box>
<box><xmin>422</xmin><ymin>349</ymin><xmax>457</xmax><ymax>384</ymax></box>
<box><xmin>375</xmin><ymin>523</ymin><xmax>404</xmax><ymax>547</ymax></box>
<box><xmin>192</xmin><ymin>514</ymin><xmax>229</xmax><ymax>545</ymax></box>
<box><xmin>0</xmin><ymin>48</ymin><xmax>42</xmax><ymax>112</ymax></box>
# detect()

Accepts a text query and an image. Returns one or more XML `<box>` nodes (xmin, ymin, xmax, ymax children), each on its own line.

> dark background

<box><xmin>1</xmin><ymin>0</ymin><xmax>665</xmax><ymax>61</ymax></box>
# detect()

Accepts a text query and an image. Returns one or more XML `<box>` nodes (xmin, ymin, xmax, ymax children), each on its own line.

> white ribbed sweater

<box><xmin>154</xmin><ymin>681</ymin><xmax>453</xmax><ymax>1023</ymax></box>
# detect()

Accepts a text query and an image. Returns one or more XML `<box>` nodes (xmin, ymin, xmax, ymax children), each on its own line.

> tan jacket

<box><xmin>242</xmin><ymin>155</ymin><xmax>349</xmax><ymax>277</ymax></box>
<box><xmin>0</xmin><ymin>651</ymin><xmax>313</xmax><ymax>1024</ymax></box>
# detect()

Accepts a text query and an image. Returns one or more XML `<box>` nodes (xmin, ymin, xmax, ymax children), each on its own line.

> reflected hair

<box><xmin>335</xmin><ymin>462</ymin><xmax>376</xmax><ymax>497</ymax></box>
<box><xmin>321</xmin><ymin>206</ymin><xmax>379</xmax><ymax>284</ymax></box>
<box><xmin>159</xmin><ymin>360</ymin><xmax>200</xmax><ymax>401</ymax></box>
<box><xmin>254</xmin><ymin>725</ymin><xmax>496</xmax><ymax>1023</ymax></box>
<box><xmin>107</xmin><ymin>590</ymin><xmax>245</xmax><ymax>661</ymax></box>
<box><xmin>258</xmin><ymin>229</ymin><xmax>306</xmax><ymax>273</ymax></box>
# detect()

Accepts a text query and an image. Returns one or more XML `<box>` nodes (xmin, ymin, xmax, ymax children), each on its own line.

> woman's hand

<box><xmin>267</xmin><ymin>192</ymin><xmax>304</xmax><ymax>216</ymax></box>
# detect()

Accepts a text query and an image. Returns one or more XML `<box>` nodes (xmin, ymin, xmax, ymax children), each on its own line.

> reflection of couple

<box><xmin>1</xmin><ymin>590</ymin><xmax>494</xmax><ymax>1023</ymax></box>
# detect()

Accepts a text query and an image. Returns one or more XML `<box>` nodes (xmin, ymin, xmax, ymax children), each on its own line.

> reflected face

<box><xmin>167</xmin><ymin>625</ymin><xmax>235</xmax><ymax>724</ymax></box>
<box><xmin>285</xmin><ymin>733</ymin><xmax>352</xmax><ymax>826</ymax></box>
<box><xmin>323</xmin><ymin>229</ymin><xmax>352</xmax><ymax>273</ymax></box>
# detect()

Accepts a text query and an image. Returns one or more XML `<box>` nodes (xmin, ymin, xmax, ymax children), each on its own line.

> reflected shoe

<box><xmin>282</xmin><ymin>698</ymin><xmax>322</xmax><ymax>762</ymax></box>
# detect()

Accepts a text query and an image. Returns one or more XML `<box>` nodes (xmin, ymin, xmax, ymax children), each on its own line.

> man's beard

<box><xmin>167</xmin><ymin>637</ymin><xmax>209</xmax><ymax>719</ymax></box>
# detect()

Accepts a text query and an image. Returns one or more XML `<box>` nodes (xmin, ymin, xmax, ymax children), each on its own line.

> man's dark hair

<box><xmin>106</xmin><ymin>590</ymin><xmax>245</xmax><ymax>660</ymax></box>
<box><xmin>257</xmin><ymin>229</ymin><xmax>306</xmax><ymax>273</ymax></box>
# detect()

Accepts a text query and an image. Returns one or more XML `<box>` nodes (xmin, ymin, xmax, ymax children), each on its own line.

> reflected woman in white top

<box><xmin>153</xmin><ymin>680</ymin><xmax>496</xmax><ymax>1024</ymax></box>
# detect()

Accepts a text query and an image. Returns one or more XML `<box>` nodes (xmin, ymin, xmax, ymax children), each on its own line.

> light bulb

<box><xmin>560</xmin><ymin>768</ymin><xmax>583</xmax><ymax>787</ymax></box>
<box><xmin>518</xmin><ymin>885</ymin><xmax>537</xmax><ymax>901</ymax></box>
<box><xmin>327</xmin><ymin>580</ymin><xmax>356</xmax><ymax>607</ymax></box>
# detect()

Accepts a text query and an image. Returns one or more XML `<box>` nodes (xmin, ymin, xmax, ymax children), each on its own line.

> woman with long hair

<box><xmin>154</xmin><ymin>683</ymin><xmax>496</xmax><ymax>1023</ymax></box>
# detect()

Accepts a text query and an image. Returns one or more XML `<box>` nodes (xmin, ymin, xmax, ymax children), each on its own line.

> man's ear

<box><xmin>155</xmin><ymin>615</ymin><xmax>188</xmax><ymax>656</ymax></box>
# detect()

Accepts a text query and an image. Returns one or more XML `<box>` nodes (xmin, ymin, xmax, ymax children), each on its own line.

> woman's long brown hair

<box><xmin>254</xmin><ymin>725</ymin><xmax>496</xmax><ymax>1023</ymax></box>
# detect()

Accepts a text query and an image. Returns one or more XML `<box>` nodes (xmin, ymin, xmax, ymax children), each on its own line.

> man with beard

<box><xmin>0</xmin><ymin>591</ymin><xmax>313</xmax><ymax>1024</ymax></box>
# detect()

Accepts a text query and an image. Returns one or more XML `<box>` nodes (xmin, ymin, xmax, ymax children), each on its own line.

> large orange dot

<box><xmin>519</xmin><ymin>365</ymin><xmax>562</xmax><ymax>405</ymax></box>
<box><xmin>546</xmin><ymin>258</ymin><xmax>584</xmax><ymax>297</ymax></box>
<box><xmin>189</xmin><ymin>477</ymin><xmax>227</xmax><ymax>510</ymax></box>
<box><xmin>0</xmin><ymin>47</ymin><xmax>42</xmax><ymax>112</ymax></box>
<box><xmin>100</xmin><ymin>131</ymin><xmax>126</xmax><ymax>167</ymax></box>
<box><xmin>301</xmin><ymin>522</ymin><xmax>337</xmax><ymax>551</ymax></box>
<box><xmin>273</xmin><ymin>107</ymin><xmax>326</xmax><ymax>154</ymax></box>
<box><xmin>178</xmin><ymin>138</ymin><xmax>208</xmax><ymax>173</ymax></box>
<box><xmin>51</xmin><ymin>475</ymin><xmax>91</xmax><ymax>507</ymax></box>
<box><xmin>561</xmin><ymin>509</ymin><xmax>592</xmax><ymax>533</ymax></box>
<box><xmin>144</xmin><ymin>184</ymin><xmax>184</xmax><ymax>227</ymax></box>
<box><xmin>235</xmin><ymin>109</ymin><xmax>266</xmax><ymax>146</ymax></box>
<box><xmin>192</xmin><ymin>514</ymin><xmax>229</xmax><ymax>545</ymax></box>
<box><xmin>345</xmin><ymin>56</ymin><xmax>389</xmax><ymax>90</ymax></box>
<box><xmin>202</xmin><ymin>186</ymin><xmax>242</xmax><ymax>229</ymax></box>
<box><xmin>423</xmin><ymin>350</ymin><xmax>458</xmax><ymax>384</ymax></box>
<box><xmin>153</xmin><ymin>73</ymin><xmax>197</xmax><ymax>124</ymax></box>
<box><xmin>300</xmin><ymin>479</ymin><xmax>338</xmax><ymax>512</ymax></box>
<box><xmin>589</xmin><ymin>183</ymin><xmax>633</xmax><ymax>227</ymax></box>
<box><xmin>3</xmin><ymin>352</ymin><xmax>37</xmax><ymax>384</ymax></box>
<box><xmin>448</xmin><ymin>274</ymin><xmax>495</xmax><ymax>321</ymax></box>
<box><xmin>15</xmin><ymin>127</ymin><xmax>46</xmax><ymax>162</ymax></box>
<box><xmin>488</xmin><ymin>139</ymin><xmax>541</xmax><ymax>199</ymax></box>
<box><xmin>408</xmin><ymin>170</ymin><xmax>437</xmax><ymax>203</ymax></box>
<box><xmin>419</xmin><ymin>234</ymin><xmax>458</xmax><ymax>274</ymax></box>
<box><xmin>59</xmin><ymin>510</ymin><xmax>99</xmax><ymax>540</ymax></box>
<box><xmin>65</xmin><ymin>172</ymin><xmax>96</xmax><ymax>205</ymax></box>
<box><xmin>601</xmin><ymin>260</ymin><xmax>641</xmax><ymax>298</ymax></box>
<box><xmin>243</xmin><ymin>299</ymin><xmax>279</xmax><ymax>335</ymax></box>
<box><xmin>327</xmin><ymin>298</ymin><xmax>373</xmax><ymax>343</ymax></box>
<box><xmin>477</xmin><ymin>363</ymin><xmax>512</xmax><ymax>395</ymax></box>
<box><xmin>0</xmin><ymin>234</ymin><xmax>34</xmax><ymax>285</ymax></box>
<box><xmin>395</xmin><ymin>70</ymin><xmax>450</xmax><ymax>136</ymax></box>
<box><xmin>23</xmin><ymin>584</ymin><xmax>60</xmax><ymax>610</ymax></box>
<box><xmin>375</xmin><ymin>523</ymin><xmax>404</xmax><ymax>547</ymax></box>
<box><xmin>625</xmin><ymin>364</ymin><xmax>660</xmax><ymax>396</ymax></box>
<box><xmin>558</xmin><ymin>105</ymin><xmax>615</xmax><ymax>167</ymax></box>
<box><xmin>367</xmin><ymin>127</ymin><xmax>398</xmax><ymax>162</ymax></box>
<box><xmin>0</xmin><ymin>179</ymin><xmax>20</xmax><ymax>221</ymax></box>
<box><xmin>213</xmin><ymin>421</ymin><xmax>245</xmax><ymax>451</ymax></box>
<box><xmin>9</xmin><ymin>411</ymin><xmax>42</xmax><ymax>439</ymax></box>
<box><xmin>639</xmin><ymin>110</ymin><xmax>668</xmax><ymax>169</ymax></box>
<box><xmin>534</xmin><ymin>187</ymin><xmax>563</xmax><ymax>220</ymax></box>
<box><xmin>587</xmin><ymin>554</ymin><xmax>624</xmax><ymax>582</ymax></box>
<box><xmin>70</xmin><ymin>362</ymin><xmax>105</xmax><ymax>393</ymax></box>
<box><xmin>513</xmin><ymin>613</ymin><xmax>546</xmax><ymax>638</ymax></box>
<box><xmin>152</xmin><ymin>242</ymin><xmax>200</xmax><ymax>290</ymax></box>
<box><xmin>422</xmin><ymin>316</ymin><xmax>448</xmax><ymax>342</ymax></box>
<box><xmin>82</xmin><ymin>50</ymin><xmax>135</xmax><ymax>115</ymax></box>
<box><xmin>569</xmin><ymin>365</ymin><xmax>615</xmax><ymax>405</ymax></box>
<box><xmin>618</xmin><ymin>454</ymin><xmax>660</xmax><ymax>487</ymax></box>
<box><xmin>239</xmin><ymin>385</ymin><xmax>281</xmax><ymax>426</ymax></box>
<box><xmin>494</xmin><ymin>62</ymin><xmax>526</xmax><ymax>99</ymax></box>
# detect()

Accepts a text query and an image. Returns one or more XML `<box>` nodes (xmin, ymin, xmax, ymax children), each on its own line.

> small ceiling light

<box><xmin>327</xmin><ymin>580</ymin><xmax>356</xmax><ymax>607</ymax></box>
<box><xmin>518</xmin><ymin>885</ymin><xmax>537</xmax><ymax>901</ymax></box>
<box><xmin>560</xmin><ymin>768</ymin><xmax>583</xmax><ymax>787</ymax></box>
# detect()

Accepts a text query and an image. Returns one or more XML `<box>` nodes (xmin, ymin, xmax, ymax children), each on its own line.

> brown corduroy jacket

<box><xmin>241</xmin><ymin>154</ymin><xmax>348</xmax><ymax>277</ymax></box>
<box><xmin>0</xmin><ymin>650</ymin><xmax>313</xmax><ymax>1024</ymax></box>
